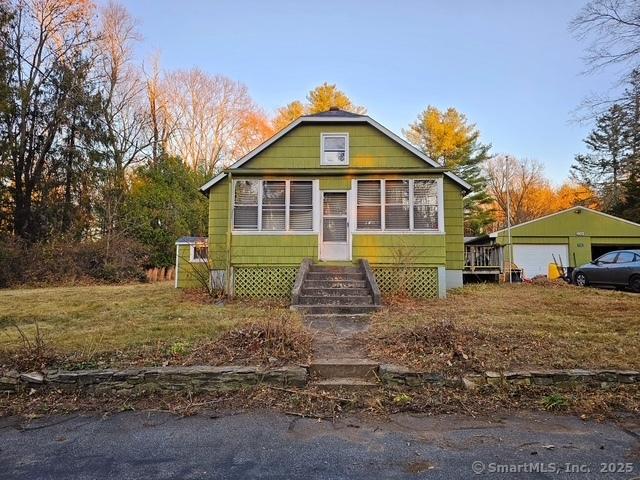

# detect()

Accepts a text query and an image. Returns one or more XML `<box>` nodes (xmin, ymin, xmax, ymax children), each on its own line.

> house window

<box><xmin>190</xmin><ymin>244</ymin><xmax>208</xmax><ymax>263</ymax></box>
<box><xmin>289</xmin><ymin>181</ymin><xmax>313</xmax><ymax>231</ymax></box>
<box><xmin>321</xmin><ymin>133</ymin><xmax>349</xmax><ymax>166</ymax></box>
<box><xmin>262</xmin><ymin>181</ymin><xmax>286</xmax><ymax>230</ymax></box>
<box><xmin>356</xmin><ymin>180</ymin><xmax>381</xmax><ymax>230</ymax></box>
<box><xmin>233</xmin><ymin>180</ymin><xmax>314</xmax><ymax>232</ymax></box>
<box><xmin>233</xmin><ymin>180</ymin><xmax>259</xmax><ymax>230</ymax></box>
<box><xmin>356</xmin><ymin>179</ymin><xmax>440</xmax><ymax>231</ymax></box>
<box><xmin>385</xmin><ymin>180</ymin><xmax>410</xmax><ymax>230</ymax></box>
<box><xmin>413</xmin><ymin>179</ymin><xmax>439</xmax><ymax>230</ymax></box>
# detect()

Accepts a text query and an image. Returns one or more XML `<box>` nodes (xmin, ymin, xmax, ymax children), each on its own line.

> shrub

<box><xmin>0</xmin><ymin>235</ymin><xmax>149</xmax><ymax>287</ymax></box>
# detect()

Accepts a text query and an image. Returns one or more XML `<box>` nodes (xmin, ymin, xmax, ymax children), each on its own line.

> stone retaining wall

<box><xmin>0</xmin><ymin>366</ymin><xmax>307</xmax><ymax>395</ymax></box>
<box><xmin>378</xmin><ymin>364</ymin><xmax>640</xmax><ymax>390</ymax></box>
<box><xmin>2</xmin><ymin>365</ymin><xmax>638</xmax><ymax>395</ymax></box>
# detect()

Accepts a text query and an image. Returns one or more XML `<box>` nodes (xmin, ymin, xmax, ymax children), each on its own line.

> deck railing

<box><xmin>464</xmin><ymin>245</ymin><xmax>502</xmax><ymax>270</ymax></box>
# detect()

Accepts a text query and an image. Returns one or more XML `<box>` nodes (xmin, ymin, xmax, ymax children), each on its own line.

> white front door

<box><xmin>320</xmin><ymin>191</ymin><xmax>350</xmax><ymax>261</ymax></box>
<box><xmin>512</xmin><ymin>244</ymin><xmax>569</xmax><ymax>279</ymax></box>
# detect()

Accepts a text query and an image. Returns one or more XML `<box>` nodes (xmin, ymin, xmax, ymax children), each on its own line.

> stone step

<box><xmin>303</xmin><ymin>313</ymin><xmax>371</xmax><ymax>323</ymax></box>
<box><xmin>301</xmin><ymin>287</ymin><xmax>371</xmax><ymax>297</ymax></box>
<box><xmin>310</xmin><ymin>358</ymin><xmax>379</xmax><ymax>380</ymax></box>
<box><xmin>309</xmin><ymin>266</ymin><xmax>361</xmax><ymax>274</ymax></box>
<box><xmin>295</xmin><ymin>304</ymin><xmax>380</xmax><ymax>315</ymax></box>
<box><xmin>302</xmin><ymin>279</ymin><xmax>367</xmax><ymax>289</ymax></box>
<box><xmin>297</xmin><ymin>295</ymin><xmax>373</xmax><ymax>305</ymax></box>
<box><xmin>306</xmin><ymin>272</ymin><xmax>365</xmax><ymax>281</ymax></box>
<box><xmin>311</xmin><ymin>377</ymin><xmax>379</xmax><ymax>390</ymax></box>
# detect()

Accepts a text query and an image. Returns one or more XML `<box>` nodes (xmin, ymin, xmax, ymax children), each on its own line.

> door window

<box><xmin>323</xmin><ymin>193</ymin><xmax>348</xmax><ymax>242</ymax></box>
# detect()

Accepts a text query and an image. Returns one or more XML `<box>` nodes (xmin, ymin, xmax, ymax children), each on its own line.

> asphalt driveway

<box><xmin>0</xmin><ymin>410</ymin><xmax>638</xmax><ymax>479</ymax></box>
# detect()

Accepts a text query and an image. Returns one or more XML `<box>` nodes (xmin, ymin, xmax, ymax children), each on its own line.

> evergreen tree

<box><xmin>403</xmin><ymin>107</ymin><xmax>494</xmax><ymax>235</ymax></box>
<box><xmin>123</xmin><ymin>157</ymin><xmax>208</xmax><ymax>267</ymax></box>
<box><xmin>571</xmin><ymin>104</ymin><xmax>630</xmax><ymax>213</ymax></box>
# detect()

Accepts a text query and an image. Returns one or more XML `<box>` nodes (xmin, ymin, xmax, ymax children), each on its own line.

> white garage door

<box><xmin>512</xmin><ymin>244</ymin><xmax>569</xmax><ymax>279</ymax></box>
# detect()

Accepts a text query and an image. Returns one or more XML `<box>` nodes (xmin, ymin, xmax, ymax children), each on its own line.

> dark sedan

<box><xmin>572</xmin><ymin>249</ymin><xmax>640</xmax><ymax>292</ymax></box>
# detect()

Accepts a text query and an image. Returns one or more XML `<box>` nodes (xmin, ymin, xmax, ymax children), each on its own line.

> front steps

<box><xmin>293</xmin><ymin>263</ymin><xmax>381</xmax><ymax>316</ymax></box>
<box><xmin>293</xmin><ymin>262</ymin><xmax>382</xmax><ymax>389</ymax></box>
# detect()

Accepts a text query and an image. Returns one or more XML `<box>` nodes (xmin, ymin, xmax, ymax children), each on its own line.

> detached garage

<box><xmin>465</xmin><ymin>207</ymin><xmax>640</xmax><ymax>280</ymax></box>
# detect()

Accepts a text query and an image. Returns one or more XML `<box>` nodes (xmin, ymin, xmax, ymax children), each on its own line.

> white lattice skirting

<box><xmin>233</xmin><ymin>266</ymin><xmax>298</xmax><ymax>298</ymax></box>
<box><xmin>373</xmin><ymin>267</ymin><xmax>439</xmax><ymax>298</ymax></box>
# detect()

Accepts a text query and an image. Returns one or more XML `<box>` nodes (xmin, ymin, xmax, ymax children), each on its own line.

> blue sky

<box><xmin>120</xmin><ymin>0</ymin><xmax>613</xmax><ymax>182</ymax></box>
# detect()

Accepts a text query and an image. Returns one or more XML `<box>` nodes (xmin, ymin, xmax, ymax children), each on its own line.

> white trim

<box><xmin>200</xmin><ymin>172</ymin><xmax>227</xmax><ymax>193</ymax></box>
<box><xmin>199</xmin><ymin>115</ymin><xmax>472</xmax><ymax>192</ymax></box>
<box><xmin>231</xmin><ymin>179</ymin><xmax>319</xmax><ymax>234</ymax></box>
<box><xmin>320</xmin><ymin>132</ymin><xmax>349</xmax><ymax>166</ymax></box>
<box><xmin>232</xmin><ymin>231</ymin><xmax>318</xmax><ymax>236</ymax></box>
<box><xmin>488</xmin><ymin>206</ymin><xmax>640</xmax><ymax>238</ymax></box>
<box><xmin>437</xmin><ymin>266</ymin><xmax>447</xmax><ymax>298</ymax></box>
<box><xmin>319</xmin><ymin>189</ymin><xmax>352</xmax><ymax>261</ymax></box>
<box><xmin>353</xmin><ymin>177</ymin><xmax>445</xmax><ymax>234</ymax></box>
<box><xmin>174</xmin><ymin>245</ymin><xmax>179</xmax><ymax>288</ymax></box>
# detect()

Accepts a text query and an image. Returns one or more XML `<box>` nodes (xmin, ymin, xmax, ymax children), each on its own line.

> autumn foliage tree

<box><xmin>272</xmin><ymin>83</ymin><xmax>366</xmax><ymax>131</ymax></box>
<box><xmin>486</xmin><ymin>156</ymin><xmax>596</xmax><ymax>229</ymax></box>
<box><xmin>404</xmin><ymin>106</ymin><xmax>494</xmax><ymax>235</ymax></box>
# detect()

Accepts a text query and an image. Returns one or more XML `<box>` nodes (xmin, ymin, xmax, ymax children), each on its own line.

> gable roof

<box><xmin>488</xmin><ymin>206</ymin><xmax>640</xmax><ymax>238</ymax></box>
<box><xmin>200</xmin><ymin>109</ymin><xmax>472</xmax><ymax>193</ymax></box>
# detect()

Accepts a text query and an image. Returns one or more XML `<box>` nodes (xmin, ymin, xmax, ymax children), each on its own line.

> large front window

<box><xmin>233</xmin><ymin>180</ymin><xmax>314</xmax><ymax>232</ymax></box>
<box><xmin>356</xmin><ymin>179</ymin><xmax>440</xmax><ymax>231</ymax></box>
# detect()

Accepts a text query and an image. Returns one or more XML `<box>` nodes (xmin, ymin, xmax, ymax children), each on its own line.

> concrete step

<box><xmin>310</xmin><ymin>358</ymin><xmax>379</xmax><ymax>380</ymax></box>
<box><xmin>302</xmin><ymin>287</ymin><xmax>370</xmax><ymax>297</ymax></box>
<box><xmin>306</xmin><ymin>272</ymin><xmax>365</xmax><ymax>281</ymax></box>
<box><xmin>309</xmin><ymin>266</ymin><xmax>360</xmax><ymax>274</ymax></box>
<box><xmin>303</xmin><ymin>313</ymin><xmax>371</xmax><ymax>322</ymax></box>
<box><xmin>311</xmin><ymin>377</ymin><xmax>379</xmax><ymax>390</ymax></box>
<box><xmin>297</xmin><ymin>295</ymin><xmax>373</xmax><ymax>305</ymax></box>
<box><xmin>303</xmin><ymin>279</ymin><xmax>367</xmax><ymax>289</ymax></box>
<box><xmin>295</xmin><ymin>304</ymin><xmax>380</xmax><ymax>315</ymax></box>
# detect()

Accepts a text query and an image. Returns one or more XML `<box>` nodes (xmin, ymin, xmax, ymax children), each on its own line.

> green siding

<box><xmin>231</xmin><ymin>235</ymin><xmax>318</xmax><ymax>265</ymax></box>
<box><xmin>497</xmin><ymin>208</ymin><xmax>640</xmax><ymax>239</ymax></box>
<box><xmin>495</xmin><ymin>208</ymin><xmax>640</xmax><ymax>267</ymax></box>
<box><xmin>319</xmin><ymin>177</ymin><xmax>352</xmax><ymax>190</ymax></box>
<box><xmin>245</xmin><ymin>124</ymin><xmax>427</xmax><ymax>170</ymax></box>
<box><xmin>176</xmin><ymin>244</ymin><xmax>207</xmax><ymax>288</ymax></box>
<box><xmin>203</xmin><ymin>119</ymin><xmax>469</xmax><ymax>295</ymax></box>
<box><xmin>352</xmin><ymin>234</ymin><xmax>446</xmax><ymax>265</ymax></box>
<box><xmin>208</xmin><ymin>177</ymin><xmax>229</xmax><ymax>269</ymax></box>
<box><xmin>444</xmin><ymin>178</ymin><xmax>464</xmax><ymax>270</ymax></box>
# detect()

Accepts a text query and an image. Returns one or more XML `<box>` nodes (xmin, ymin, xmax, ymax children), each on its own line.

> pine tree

<box><xmin>571</xmin><ymin>104</ymin><xmax>630</xmax><ymax>213</ymax></box>
<box><xmin>403</xmin><ymin>107</ymin><xmax>494</xmax><ymax>235</ymax></box>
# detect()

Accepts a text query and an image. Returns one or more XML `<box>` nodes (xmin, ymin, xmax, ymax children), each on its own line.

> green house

<box><xmin>464</xmin><ymin>206</ymin><xmax>640</xmax><ymax>280</ymax></box>
<box><xmin>175</xmin><ymin>108</ymin><xmax>471</xmax><ymax>298</ymax></box>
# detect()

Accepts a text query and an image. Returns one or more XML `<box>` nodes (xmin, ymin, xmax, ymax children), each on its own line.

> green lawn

<box><xmin>0</xmin><ymin>282</ymin><xmax>297</xmax><ymax>361</ymax></box>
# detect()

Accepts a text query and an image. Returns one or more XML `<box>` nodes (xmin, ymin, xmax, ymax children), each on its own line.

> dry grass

<box><xmin>2</xmin><ymin>383</ymin><xmax>638</xmax><ymax>421</ymax></box>
<box><xmin>0</xmin><ymin>282</ymin><xmax>310</xmax><ymax>370</ymax></box>
<box><xmin>367</xmin><ymin>282</ymin><xmax>640</xmax><ymax>373</ymax></box>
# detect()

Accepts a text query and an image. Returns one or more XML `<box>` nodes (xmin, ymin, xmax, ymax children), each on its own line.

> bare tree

<box><xmin>484</xmin><ymin>156</ymin><xmax>549</xmax><ymax>226</ymax></box>
<box><xmin>571</xmin><ymin>0</ymin><xmax>640</xmax><ymax>73</ymax></box>
<box><xmin>144</xmin><ymin>52</ymin><xmax>174</xmax><ymax>162</ymax></box>
<box><xmin>1</xmin><ymin>0</ymin><xmax>95</xmax><ymax>240</ymax></box>
<box><xmin>94</xmin><ymin>1</ymin><xmax>151</xmax><ymax>246</ymax></box>
<box><xmin>163</xmin><ymin>69</ymin><xmax>272</xmax><ymax>175</ymax></box>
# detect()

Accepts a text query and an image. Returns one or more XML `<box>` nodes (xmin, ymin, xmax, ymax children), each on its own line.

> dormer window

<box><xmin>321</xmin><ymin>133</ymin><xmax>349</xmax><ymax>166</ymax></box>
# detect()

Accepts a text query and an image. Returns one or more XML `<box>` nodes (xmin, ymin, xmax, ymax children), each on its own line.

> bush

<box><xmin>0</xmin><ymin>235</ymin><xmax>149</xmax><ymax>288</ymax></box>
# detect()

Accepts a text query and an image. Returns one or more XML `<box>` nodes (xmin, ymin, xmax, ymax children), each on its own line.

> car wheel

<box><xmin>630</xmin><ymin>275</ymin><xmax>640</xmax><ymax>293</ymax></box>
<box><xmin>575</xmin><ymin>272</ymin><xmax>588</xmax><ymax>287</ymax></box>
